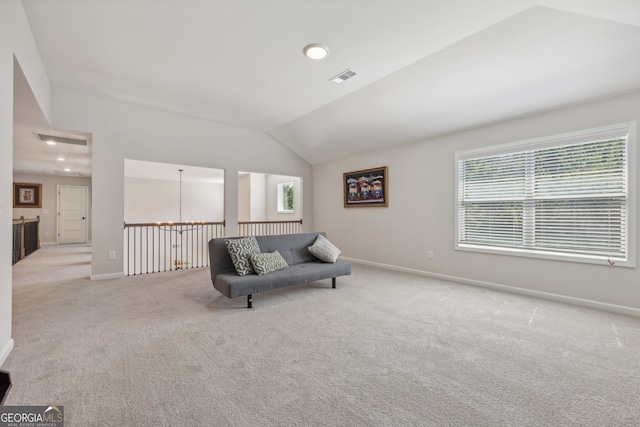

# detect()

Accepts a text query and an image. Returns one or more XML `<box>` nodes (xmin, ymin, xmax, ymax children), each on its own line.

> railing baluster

<box><xmin>152</xmin><ymin>225</ymin><xmax>155</xmax><ymax>274</ymax></box>
<box><xmin>125</xmin><ymin>220</ymin><xmax>296</xmax><ymax>276</ymax></box>
<box><xmin>12</xmin><ymin>217</ymin><xmax>40</xmax><ymax>264</ymax></box>
<box><xmin>237</xmin><ymin>220</ymin><xmax>302</xmax><ymax>237</ymax></box>
<box><xmin>133</xmin><ymin>226</ymin><xmax>137</xmax><ymax>275</ymax></box>
<box><xmin>144</xmin><ymin>226</ymin><xmax>148</xmax><ymax>274</ymax></box>
<box><xmin>123</xmin><ymin>221</ymin><xmax>224</xmax><ymax>276</ymax></box>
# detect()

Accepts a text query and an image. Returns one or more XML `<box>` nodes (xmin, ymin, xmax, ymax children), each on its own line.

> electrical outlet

<box><xmin>108</xmin><ymin>251</ymin><xmax>116</xmax><ymax>260</ymax></box>
<box><xmin>44</xmin><ymin>231</ymin><xmax>49</xmax><ymax>237</ymax></box>
<box><xmin>428</xmin><ymin>250</ymin><xmax>434</xmax><ymax>260</ymax></box>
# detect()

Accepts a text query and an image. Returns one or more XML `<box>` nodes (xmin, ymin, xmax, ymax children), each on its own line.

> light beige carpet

<box><xmin>4</xmin><ymin>244</ymin><xmax>640</xmax><ymax>426</ymax></box>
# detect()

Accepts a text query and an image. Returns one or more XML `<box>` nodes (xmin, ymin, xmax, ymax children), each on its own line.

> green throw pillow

<box><xmin>249</xmin><ymin>250</ymin><xmax>289</xmax><ymax>275</ymax></box>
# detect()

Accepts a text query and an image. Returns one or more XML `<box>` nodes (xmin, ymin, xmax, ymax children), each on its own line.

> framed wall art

<box><xmin>13</xmin><ymin>182</ymin><xmax>42</xmax><ymax>208</ymax></box>
<box><xmin>343</xmin><ymin>166</ymin><xmax>388</xmax><ymax>208</ymax></box>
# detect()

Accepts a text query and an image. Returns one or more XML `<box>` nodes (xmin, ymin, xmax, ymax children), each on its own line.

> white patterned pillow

<box><xmin>249</xmin><ymin>251</ymin><xmax>289</xmax><ymax>276</ymax></box>
<box><xmin>308</xmin><ymin>234</ymin><xmax>341</xmax><ymax>263</ymax></box>
<box><xmin>225</xmin><ymin>236</ymin><xmax>260</xmax><ymax>276</ymax></box>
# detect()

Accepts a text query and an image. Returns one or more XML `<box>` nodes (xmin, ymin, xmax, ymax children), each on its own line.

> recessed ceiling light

<box><xmin>64</xmin><ymin>168</ymin><xmax>71</xmax><ymax>172</ymax></box>
<box><xmin>303</xmin><ymin>43</ymin><xmax>329</xmax><ymax>60</ymax></box>
<box><xmin>46</xmin><ymin>140</ymin><xmax>56</xmax><ymax>146</ymax></box>
<box><xmin>57</xmin><ymin>157</ymin><xmax>65</xmax><ymax>161</ymax></box>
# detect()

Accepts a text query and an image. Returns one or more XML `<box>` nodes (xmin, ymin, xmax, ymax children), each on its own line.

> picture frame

<box><xmin>13</xmin><ymin>182</ymin><xmax>42</xmax><ymax>208</ymax></box>
<box><xmin>343</xmin><ymin>166</ymin><xmax>388</xmax><ymax>207</ymax></box>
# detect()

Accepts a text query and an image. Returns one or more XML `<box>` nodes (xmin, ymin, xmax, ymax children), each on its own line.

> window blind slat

<box><xmin>457</xmin><ymin>129</ymin><xmax>629</xmax><ymax>261</ymax></box>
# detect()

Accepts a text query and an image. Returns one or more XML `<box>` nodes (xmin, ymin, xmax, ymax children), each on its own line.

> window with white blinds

<box><xmin>455</xmin><ymin>123</ymin><xmax>636</xmax><ymax>267</ymax></box>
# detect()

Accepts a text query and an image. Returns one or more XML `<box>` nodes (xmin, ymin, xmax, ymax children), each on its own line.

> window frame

<box><xmin>455</xmin><ymin>122</ymin><xmax>636</xmax><ymax>267</ymax></box>
<box><xmin>277</xmin><ymin>181</ymin><xmax>295</xmax><ymax>213</ymax></box>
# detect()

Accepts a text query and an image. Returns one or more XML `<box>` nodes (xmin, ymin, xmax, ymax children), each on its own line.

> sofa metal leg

<box><xmin>332</xmin><ymin>278</ymin><xmax>336</xmax><ymax>289</ymax></box>
<box><xmin>247</xmin><ymin>294</ymin><xmax>252</xmax><ymax>309</ymax></box>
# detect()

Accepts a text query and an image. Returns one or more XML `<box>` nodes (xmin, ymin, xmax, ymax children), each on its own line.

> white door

<box><xmin>58</xmin><ymin>185</ymin><xmax>88</xmax><ymax>244</ymax></box>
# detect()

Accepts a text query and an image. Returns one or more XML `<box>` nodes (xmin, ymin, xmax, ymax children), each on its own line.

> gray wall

<box><xmin>13</xmin><ymin>172</ymin><xmax>92</xmax><ymax>244</ymax></box>
<box><xmin>313</xmin><ymin>91</ymin><xmax>640</xmax><ymax>313</ymax></box>
<box><xmin>239</xmin><ymin>173</ymin><xmax>302</xmax><ymax>222</ymax></box>
<box><xmin>1</xmin><ymin>1</ymin><xmax>52</xmax><ymax>366</ymax></box>
<box><xmin>50</xmin><ymin>88</ymin><xmax>313</xmax><ymax>278</ymax></box>
<box><xmin>266</xmin><ymin>174</ymin><xmax>302</xmax><ymax>222</ymax></box>
<box><xmin>124</xmin><ymin>177</ymin><xmax>224</xmax><ymax>223</ymax></box>
<box><xmin>4</xmin><ymin>1</ymin><xmax>640</xmax><ymax>372</ymax></box>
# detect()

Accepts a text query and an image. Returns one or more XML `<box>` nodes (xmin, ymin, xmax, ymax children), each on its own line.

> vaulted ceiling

<box><xmin>13</xmin><ymin>0</ymin><xmax>640</xmax><ymax>176</ymax></box>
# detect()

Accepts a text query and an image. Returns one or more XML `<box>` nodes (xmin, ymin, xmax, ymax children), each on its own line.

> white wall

<box><xmin>266</xmin><ymin>174</ymin><xmax>302</xmax><ymax>221</ymax></box>
<box><xmin>250</xmin><ymin>173</ymin><xmax>267</xmax><ymax>221</ymax></box>
<box><xmin>13</xmin><ymin>172</ymin><xmax>92</xmax><ymax>244</ymax></box>
<box><xmin>50</xmin><ymin>88</ymin><xmax>313</xmax><ymax>278</ymax></box>
<box><xmin>1</xmin><ymin>1</ymin><xmax>52</xmax><ymax>366</ymax></box>
<box><xmin>238</xmin><ymin>173</ymin><xmax>250</xmax><ymax>222</ymax></box>
<box><xmin>124</xmin><ymin>177</ymin><xmax>223</xmax><ymax>223</ymax></box>
<box><xmin>238</xmin><ymin>172</ymin><xmax>301</xmax><ymax>222</ymax></box>
<box><xmin>313</xmin><ymin>91</ymin><xmax>640</xmax><ymax>313</ymax></box>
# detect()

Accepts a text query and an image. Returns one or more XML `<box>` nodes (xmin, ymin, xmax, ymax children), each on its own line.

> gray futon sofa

<box><xmin>209</xmin><ymin>232</ymin><xmax>351</xmax><ymax>308</ymax></box>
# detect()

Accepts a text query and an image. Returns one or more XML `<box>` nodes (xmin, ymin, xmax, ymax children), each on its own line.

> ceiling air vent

<box><xmin>330</xmin><ymin>69</ymin><xmax>357</xmax><ymax>84</ymax></box>
<box><xmin>36</xmin><ymin>133</ymin><xmax>88</xmax><ymax>146</ymax></box>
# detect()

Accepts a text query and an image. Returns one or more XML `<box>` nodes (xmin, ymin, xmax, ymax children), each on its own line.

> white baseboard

<box><xmin>90</xmin><ymin>272</ymin><xmax>124</xmax><ymax>281</ymax></box>
<box><xmin>41</xmin><ymin>242</ymin><xmax>91</xmax><ymax>247</ymax></box>
<box><xmin>0</xmin><ymin>339</ymin><xmax>14</xmax><ymax>367</ymax></box>
<box><xmin>340</xmin><ymin>257</ymin><xmax>640</xmax><ymax>317</ymax></box>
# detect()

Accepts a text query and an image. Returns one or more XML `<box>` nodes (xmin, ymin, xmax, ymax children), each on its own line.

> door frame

<box><xmin>57</xmin><ymin>185</ymin><xmax>89</xmax><ymax>244</ymax></box>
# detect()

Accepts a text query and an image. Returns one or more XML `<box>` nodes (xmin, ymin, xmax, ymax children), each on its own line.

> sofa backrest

<box><xmin>208</xmin><ymin>232</ymin><xmax>326</xmax><ymax>279</ymax></box>
<box><xmin>255</xmin><ymin>232</ymin><xmax>325</xmax><ymax>266</ymax></box>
